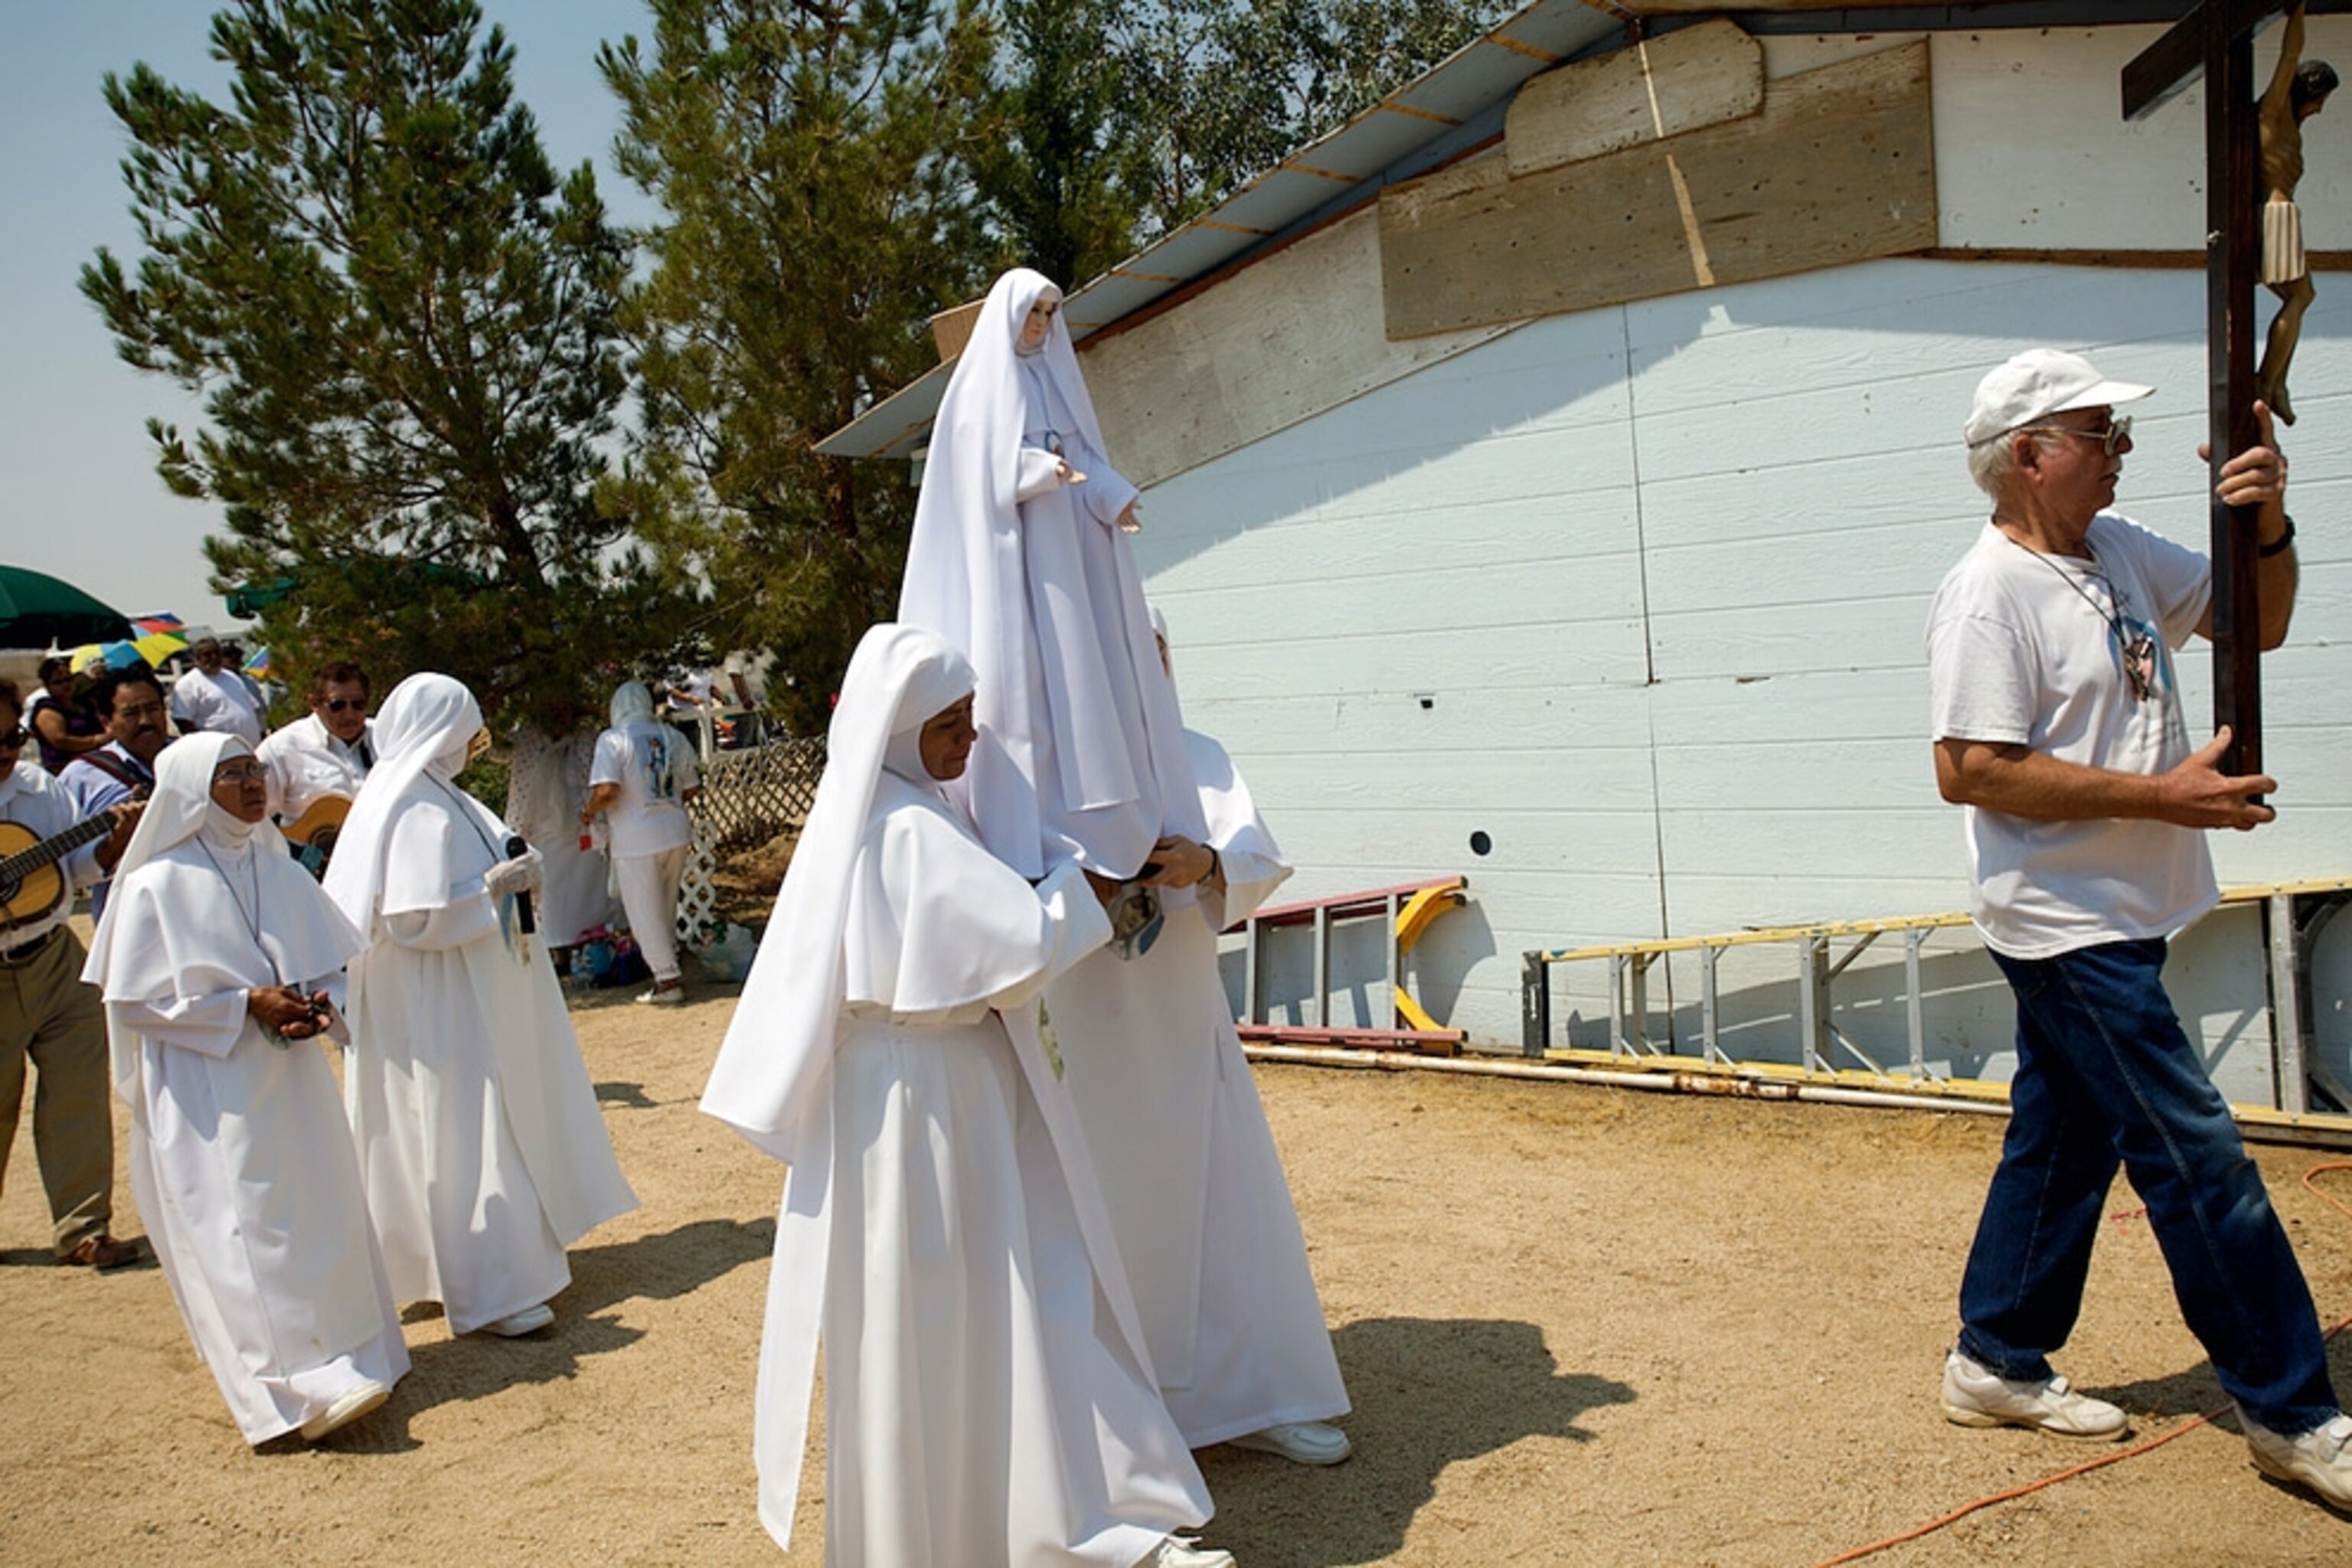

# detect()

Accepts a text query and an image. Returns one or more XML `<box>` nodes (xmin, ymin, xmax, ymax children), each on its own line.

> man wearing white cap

<box><xmin>1927</xmin><ymin>350</ymin><xmax>2344</xmax><ymax>1505</ymax></box>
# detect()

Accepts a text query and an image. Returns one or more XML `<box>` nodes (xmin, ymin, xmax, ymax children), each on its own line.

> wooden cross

<box><xmin>2122</xmin><ymin>1</ymin><xmax>2293</xmax><ymax>779</ymax></box>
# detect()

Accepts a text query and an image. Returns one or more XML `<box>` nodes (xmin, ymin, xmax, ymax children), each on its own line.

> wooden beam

<box><xmin>1506</xmin><ymin>18</ymin><xmax>1763</xmax><ymax>178</ymax></box>
<box><xmin>1382</xmin><ymin>42</ymin><xmax>1936</xmax><ymax>339</ymax></box>
<box><xmin>2122</xmin><ymin>0</ymin><xmax>2282</xmax><ymax>119</ymax></box>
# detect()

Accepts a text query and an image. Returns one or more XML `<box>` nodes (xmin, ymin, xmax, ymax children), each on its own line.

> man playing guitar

<box><xmin>256</xmin><ymin>660</ymin><xmax>374</xmax><ymax>876</ymax></box>
<box><xmin>0</xmin><ymin>678</ymin><xmax>145</xmax><ymax>1269</ymax></box>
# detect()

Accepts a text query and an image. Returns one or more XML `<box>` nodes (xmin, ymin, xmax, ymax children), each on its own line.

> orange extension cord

<box><xmin>1810</xmin><ymin>1161</ymin><xmax>2352</xmax><ymax>1568</ymax></box>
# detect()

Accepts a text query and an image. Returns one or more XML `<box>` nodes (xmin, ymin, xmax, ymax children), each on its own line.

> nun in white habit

<box><xmin>897</xmin><ymin>266</ymin><xmax>1206</xmax><ymax>884</ymax></box>
<box><xmin>83</xmin><ymin>730</ymin><xmax>408</xmax><ymax>1445</ymax></box>
<box><xmin>700</xmin><ymin>622</ymin><xmax>1232</xmax><ymax>1568</ymax></box>
<box><xmin>1050</xmin><ymin>609</ymin><xmax>1351</xmax><ymax>1462</ymax></box>
<box><xmin>325</xmin><ymin>673</ymin><xmax>637</xmax><ymax>1338</ymax></box>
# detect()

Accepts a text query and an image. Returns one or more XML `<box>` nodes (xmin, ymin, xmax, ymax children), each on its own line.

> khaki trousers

<box><xmin>0</xmin><ymin>927</ymin><xmax>116</xmax><ymax>1253</ymax></box>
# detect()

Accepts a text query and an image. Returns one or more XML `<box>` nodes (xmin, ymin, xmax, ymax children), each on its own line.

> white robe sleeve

<box><xmin>1077</xmin><ymin>461</ymin><xmax>1139</xmax><ymax>526</ymax></box>
<box><xmin>110</xmin><ymin>989</ymin><xmax>252</xmax><ymax>1060</ymax></box>
<box><xmin>1015</xmin><ymin>444</ymin><xmax>1070</xmax><ymax>502</ymax></box>
<box><xmin>384</xmin><ymin>890</ymin><xmax>498</xmax><ymax>950</ymax></box>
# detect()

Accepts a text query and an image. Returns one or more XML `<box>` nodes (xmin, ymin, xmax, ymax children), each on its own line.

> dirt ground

<box><xmin>6</xmin><ymin>972</ymin><xmax>2352</xmax><ymax>1567</ymax></box>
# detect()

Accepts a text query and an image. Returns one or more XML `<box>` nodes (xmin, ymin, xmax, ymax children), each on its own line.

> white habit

<box><xmin>898</xmin><ymin>266</ymin><xmax>1204</xmax><ymax>881</ymax></box>
<box><xmin>701</xmin><ymin>625</ymin><xmax>1211</xmax><ymax>1565</ymax></box>
<box><xmin>1050</xmin><ymin>721</ymin><xmax>1350</xmax><ymax>1444</ymax></box>
<box><xmin>325</xmin><ymin>675</ymin><xmax>637</xmax><ymax>1332</ymax></box>
<box><xmin>505</xmin><ymin>724</ymin><xmax>621</xmax><ymax>947</ymax></box>
<box><xmin>83</xmin><ymin>732</ymin><xmax>408</xmax><ymax>1444</ymax></box>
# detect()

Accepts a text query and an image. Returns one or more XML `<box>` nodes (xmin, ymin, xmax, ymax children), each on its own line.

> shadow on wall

<box><xmin>1195</xmin><ymin>1316</ymin><xmax>1636</xmax><ymax>1568</ymax></box>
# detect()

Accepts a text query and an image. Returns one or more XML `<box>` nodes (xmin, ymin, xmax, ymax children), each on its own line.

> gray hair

<box><xmin>1966</xmin><ymin>426</ymin><xmax>2051</xmax><ymax>498</ymax></box>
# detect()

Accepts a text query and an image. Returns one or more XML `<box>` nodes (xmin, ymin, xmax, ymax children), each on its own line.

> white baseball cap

<box><xmin>1965</xmin><ymin>348</ymin><xmax>2153</xmax><ymax>448</ymax></box>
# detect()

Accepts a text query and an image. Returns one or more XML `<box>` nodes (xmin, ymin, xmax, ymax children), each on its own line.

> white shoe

<box><xmin>299</xmin><ymin>1379</ymin><xmax>391</xmax><ymax>1442</ymax></box>
<box><xmin>1226</xmin><ymin>1419</ymin><xmax>1352</xmax><ymax>1465</ymax></box>
<box><xmin>1138</xmin><ymin>1538</ymin><xmax>1235</xmax><ymax>1568</ymax></box>
<box><xmin>2243</xmin><ymin>1410</ymin><xmax>2352</xmax><ymax>1509</ymax></box>
<box><xmin>635</xmin><ymin>984</ymin><xmax>685</xmax><ymax>1005</ymax></box>
<box><xmin>481</xmin><ymin>1302</ymin><xmax>555</xmax><ymax>1337</ymax></box>
<box><xmin>1941</xmin><ymin>1348</ymin><xmax>2126</xmax><ymax>1440</ymax></box>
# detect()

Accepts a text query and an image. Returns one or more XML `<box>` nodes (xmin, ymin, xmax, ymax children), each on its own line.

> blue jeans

<box><xmin>1957</xmin><ymin>936</ymin><xmax>2339</xmax><ymax>1435</ymax></box>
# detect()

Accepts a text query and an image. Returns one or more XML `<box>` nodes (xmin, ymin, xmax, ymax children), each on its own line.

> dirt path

<box><xmin>5</xmin><ymin>978</ymin><xmax>2350</xmax><ymax>1566</ymax></box>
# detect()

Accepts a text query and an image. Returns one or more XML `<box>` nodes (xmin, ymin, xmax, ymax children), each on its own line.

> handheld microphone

<box><xmin>503</xmin><ymin>835</ymin><xmax>537</xmax><ymax>936</ymax></box>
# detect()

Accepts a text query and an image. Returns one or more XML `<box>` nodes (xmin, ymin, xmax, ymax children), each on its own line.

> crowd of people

<box><xmin>5</xmin><ymin>266</ymin><xmax>2348</xmax><ymax>1560</ymax></box>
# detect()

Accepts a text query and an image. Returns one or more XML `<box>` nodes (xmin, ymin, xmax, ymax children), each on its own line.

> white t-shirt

<box><xmin>590</xmin><ymin>721</ymin><xmax>699</xmax><ymax>858</ymax></box>
<box><xmin>256</xmin><ymin>712</ymin><xmax>374</xmax><ymax>823</ymax></box>
<box><xmin>170</xmin><ymin>667</ymin><xmax>266</xmax><ymax>746</ymax></box>
<box><xmin>1926</xmin><ymin>514</ymin><xmax>2216</xmax><ymax>959</ymax></box>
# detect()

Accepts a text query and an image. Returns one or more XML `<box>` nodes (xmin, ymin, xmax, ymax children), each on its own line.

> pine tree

<box><xmin>600</xmin><ymin>0</ymin><xmax>998</xmax><ymax>733</ymax></box>
<box><xmin>83</xmin><ymin>0</ymin><xmax>671</xmax><ymax>729</ymax></box>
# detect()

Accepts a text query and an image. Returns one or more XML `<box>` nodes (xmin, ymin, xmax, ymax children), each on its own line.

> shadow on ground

<box><xmin>1197</xmin><ymin>1316</ymin><xmax>1635</xmax><ymax>1567</ymax></box>
<box><xmin>305</xmin><ymin>1216</ymin><xmax>774</xmax><ymax>1452</ymax></box>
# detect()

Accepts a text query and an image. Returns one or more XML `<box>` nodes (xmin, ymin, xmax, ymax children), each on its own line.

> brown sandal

<box><xmin>62</xmin><ymin>1233</ymin><xmax>145</xmax><ymax>1271</ymax></box>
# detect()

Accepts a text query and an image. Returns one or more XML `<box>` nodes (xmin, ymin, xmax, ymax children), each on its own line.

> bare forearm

<box><xmin>1936</xmin><ymin>734</ymin><xmax>2275</xmax><ymax>831</ymax></box>
<box><xmin>1937</xmin><ymin>742</ymin><xmax>2166</xmax><ymax>822</ymax></box>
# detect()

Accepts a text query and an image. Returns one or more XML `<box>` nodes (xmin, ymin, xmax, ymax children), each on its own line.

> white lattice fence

<box><xmin>676</xmin><ymin>733</ymin><xmax>828</xmax><ymax>940</ymax></box>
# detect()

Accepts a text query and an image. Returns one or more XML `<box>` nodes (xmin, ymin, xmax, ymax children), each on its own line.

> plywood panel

<box><xmin>1082</xmin><ymin>207</ymin><xmax>1514</xmax><ymax>490</ymax></box>
<box><xmin>1504</xmin><ymin>18</ymin><xmax>1762</xmax><ymax>178</ymax></box>
<box><xmin>1380</xmin><ymin>43</ymin><xmax>1937</xmax><ymax>338</ymax></box>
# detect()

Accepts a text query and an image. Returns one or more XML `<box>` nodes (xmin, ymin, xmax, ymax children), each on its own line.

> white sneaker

<box><xmin>481</xmin><ymin>1302</ymin><xmax>555</xmax><ymax>1337</ymax></box>
<box><xmin>635</xmin><ymin>985</ymin><xmax>685</xmax><ymax>1006</ymax></box>
<box><xmin>1940</xmin><ymin>1348</ymin><xmax>2127</xmax><ymax>1440</ymax></box>
<box><xmin>1138</xmin><ymin>1539</ymin><xmax>1235</xmax><ymax>1568</ymax></box>
<box><xmin>2243</xmin><ymin>1410</ymin><xmax>2352</xmax><ymax>1509</ymax></box>
<box><xmin>1226</xmin><ymin>1419</ymin><xmax>1352</xmax><ymax>1465</ymax></box>
<box><xmin>299</xmin><ymin>1378</ymin><xmax>391</xmax><ymax>1442</ymax></box>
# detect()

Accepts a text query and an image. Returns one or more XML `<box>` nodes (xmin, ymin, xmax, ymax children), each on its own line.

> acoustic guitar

<box><xmin>0</xmin><ymin>812</ymin><xmax>123</xmax><ymax>934</ymax></box>
<box><xmin>280</xmin><ymin>793</ymin><xmax>353</xmax><ymax>878</ymax></box>
<box><xmin>281</xmin><ymin>793</ymin><xmax>352</xmax><ymax>851</ymax></box>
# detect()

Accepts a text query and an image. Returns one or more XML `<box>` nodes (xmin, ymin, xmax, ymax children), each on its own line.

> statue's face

<box><xmin>1019</xmin><ymin>297</ymin><xmax>1057</xmax><ymax>352</ymax></box>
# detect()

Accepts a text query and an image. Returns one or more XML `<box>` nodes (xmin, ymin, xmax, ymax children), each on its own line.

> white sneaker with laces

<box><xmin>2243</xmin><ymin>1410</ymin><xmax>2352</xmax><ymax>1508</ymax></box>
<box><xmin>1226</xmin><ymin>1420</ymin><xmax>1352</xmax><ymax>1465</ymax></box>
<box><xmin>1940</xmin><ymin>1348</ymin><xmax>2127</xmax><ymax>1440</ymax></box>
<box><xmin>1138</xmin><ymin>1539</ymin><xmax>1235</xmax><ymax>1568</ymax></box>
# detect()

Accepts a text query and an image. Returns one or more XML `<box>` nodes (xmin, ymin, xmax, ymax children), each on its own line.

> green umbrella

<box><xmin>0</xmin><ymin>564</ymin><xmax>134</xmax><ymax>649</ymax></box>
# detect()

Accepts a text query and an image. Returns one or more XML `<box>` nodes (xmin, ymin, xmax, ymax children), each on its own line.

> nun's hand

<box><xmin>485</xmin><ymin>848</ymin><xmax>544</xmax><ymax>900</ymax></box>
<box><xmin>1137</xmin><ymin>835</ymin><xmax>1214</xmax><ymax>889</ymax></box>
<box><xmin>1056</xmin><ymin>457</ymin><xmax>1088</xmax><ymax>485</ymax></box>
<box><xmin>1083</xmin><ymin>869</ymin><xmax>1122</xmax><ymax>908</ymax></box>
<box><xmin>247</xmin><ymin>985</ymin><xmax>319</xmax><ymax>1037</ymax></box>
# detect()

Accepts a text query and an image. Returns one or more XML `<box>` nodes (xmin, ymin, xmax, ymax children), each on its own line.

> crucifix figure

<box><xmin>2256</xmin><ymin>5</ymin><xmax>2340</xmax><ymax>423</ymax></box>
<box><xmin>2122</xmin><ymin>0</ymin><xmax>2320</xmax><ymax>779</ymax></box>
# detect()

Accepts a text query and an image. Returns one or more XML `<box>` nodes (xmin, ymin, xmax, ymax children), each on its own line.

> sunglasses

<box><xmin>2024</xmin><ymin>415</ymin><xmax>2133</xmax><ymax>456</ymax></box>
<box><xmin>0</xmin><ymin>726</ymin><xmax>27</xmax><ymax>750</ymax></box>
<box><xmin>322</xmin><ymin>697</ymin><xmax>368</xmax><ymax>714</ymax></box>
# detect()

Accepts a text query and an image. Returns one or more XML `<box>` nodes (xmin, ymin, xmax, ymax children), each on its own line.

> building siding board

<box><xmin>1129</xmin><ymin>247</ymin><xmax>2347</xmax><ymax>1080</ymax></box>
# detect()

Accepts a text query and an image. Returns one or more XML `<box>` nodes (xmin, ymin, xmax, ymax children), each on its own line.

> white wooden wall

<box><xmin>1142</xmin><ymin>255</ymin><xmax>2351</xmax><ymax>1100</ymax></box>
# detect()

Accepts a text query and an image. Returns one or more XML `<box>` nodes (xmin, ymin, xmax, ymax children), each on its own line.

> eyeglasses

<box><xmin>2023</xmin><ymin>416</ymin><xmax>2133</xmax><ymax>456</ymax></box>
<box><xmin>211</xmin><ymin>761</ymin><xmax>268</xmax><ymax>786</ymax></box>
<box><xmin>322</xmin><ymin>698</ymin><xmax>368</xmax><ymax>714</ymax></box>
<box><xmin>0</xmin><ymin>727</ymin><xmax>27</xmax><ymax>751</ymax></box>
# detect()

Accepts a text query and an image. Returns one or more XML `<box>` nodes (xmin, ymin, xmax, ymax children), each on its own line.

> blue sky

<box><xmin>1</xmin><ymin>1</ymin><xmax>661</xmax><ymax>633</ymax></box>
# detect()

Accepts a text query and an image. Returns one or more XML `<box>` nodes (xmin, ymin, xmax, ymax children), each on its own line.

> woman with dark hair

<box><xmin>26</xmin><ymin>656</ymin><xmax>107</xmax><ymax>774</ymax></box>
